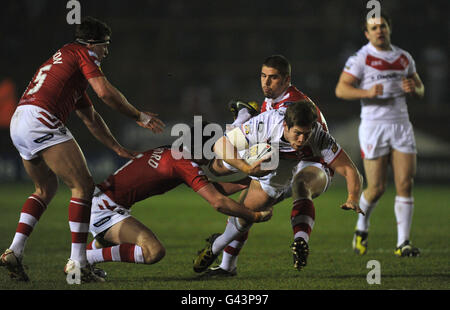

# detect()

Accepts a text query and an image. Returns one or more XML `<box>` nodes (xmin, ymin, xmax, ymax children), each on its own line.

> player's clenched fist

<box><xmin>366</xmin><ymin>84</ymin><xmax>383</xmax><ymax>98</ymax></box>
<box><xmin>401</xmin><ymin>77</ymin><xmax>416</xmax><ymax>94</ymax></box>
<box><xmin>254</xmin><ymin>207</ymin><xmax>273</xmax><ymax>223</ymax></box>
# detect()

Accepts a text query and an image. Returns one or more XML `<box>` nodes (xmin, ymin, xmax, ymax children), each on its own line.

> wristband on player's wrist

<box><xmin>138</xmin><ymin>112</ymin><xmax>152</xmax><ymax>125</ymax></box>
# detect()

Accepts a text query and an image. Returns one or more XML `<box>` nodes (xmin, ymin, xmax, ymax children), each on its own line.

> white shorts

<box><xmin>359</xmin><ymin>120</ymin><xmax>417</xmax><ymax>160</ymax></box>
<box><xmin>89</xmin><ymin>189</ymin><xmax>132</xmax><ymax>238</ymax></box>
<box><xmin>251</xmin><ymin>160</ymin><xmax>332</xmax><ymax>199</ymax></box>
<box><xmin>10</xmin><ymin>105</ymin><xmax>74</xmax><ymax>160</ymax></box>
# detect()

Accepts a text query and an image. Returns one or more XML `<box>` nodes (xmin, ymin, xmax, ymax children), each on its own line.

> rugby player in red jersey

<box><xmin>83</xmin><ymin>125</ymin><xmax>272</xmax><ymax>278</ymax></box>
<box><xmin>0</xmin><ymin>17</ymin><xmax>164</xmax><ymax>284</ymax></box>
<box><xmin>229</xmin><ymin>55</ymin><xmax>328</xmax><ymax>131</ymax></box>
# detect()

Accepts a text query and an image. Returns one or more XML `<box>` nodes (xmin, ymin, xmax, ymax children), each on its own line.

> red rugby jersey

<box><xmin>97</xmin><ymin>147</ymin><xmax>210</xmax><ymax>208</ymax></box>
<box><xmin>18</xmin><ymin>43</ymin><xmax>104</xmax><ymax>123</ymax></box>
<box><xmin>261</xmin><ymin>85</ymin><xmax>328</xmax><ymax>132</ymax></box>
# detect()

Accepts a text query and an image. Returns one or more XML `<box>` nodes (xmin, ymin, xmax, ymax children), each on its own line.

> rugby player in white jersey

<box><xmin>204</xmin><ymin>55</ymin><xmax>330</xmax><ymax>276</ymax></box>
<box><xmin>193</xmin><ymin>100</ymin><xmax>364</xmax><ymax>276</ymax></box>
<box><xmin>335</xmin><ymin>13</ymin><xmax>424</xmax><ymax>257</ymax></box>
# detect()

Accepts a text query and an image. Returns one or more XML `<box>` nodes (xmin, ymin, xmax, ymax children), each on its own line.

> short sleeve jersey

<box><xmin>261</xmin><ymin>85</ymin><xmax>328</xmax><ymax>132</ymax></box>
<box><xmin>236</xmin><ymin>109</ymin><xmax>342</xmax><ymax>165</ymax></box>
<box><xmin>18</xmin><ymin>43</ymin><xmax>104</xmax><ymax>123</ymax></box>
<box><xmin>97</xmin><ymin>147</ymin><xmax>210</xmax><ymax>208</ymax></box>
<box><xmin>343</xmin><ymin>42</ymin><xmax>416</xmax><ymax>121</ymax></box>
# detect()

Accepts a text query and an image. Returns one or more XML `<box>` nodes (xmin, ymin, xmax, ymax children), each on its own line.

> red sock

<box><xmin>291</xmin><ymin>199</ymin><xmax>315</xmax><ymax>242</ymax></box>
<box><xmin>224</xmin><ymin>231</ymin><xmax>249</xmax><ymax>256</ymax></box>
<box><xmin>68</xmin><ymin>197</ymin><xmax>91</xmax><ymax>265</ymax></box>
<box><xmin>10</xmin><ymin>195</ymin><xmax>47</xmax><ymax>256</ymax></box>
<box><xmin>87</xmin><ymin>244</ymin><xmax>145</xmax><ymax>264</ymax></box>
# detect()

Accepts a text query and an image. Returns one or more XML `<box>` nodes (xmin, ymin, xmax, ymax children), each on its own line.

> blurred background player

<box><xmin>0</xmin><ymin>16</ymin><xmax>165</xmax><ymax>283</ymax></box>
<box><xmin>335</xmin><ymin>13</ymin><xmax>424</xmax><ymax>257</ymax></box>
<box><xmin>84</xmin><ymin>124</ymin><xmax>272</xmax><ymax>278</ymax></box>
<box><xmin>194</xmin><ymin>101</ymin><xmax>364</xmax><ymax>276</ymax></box>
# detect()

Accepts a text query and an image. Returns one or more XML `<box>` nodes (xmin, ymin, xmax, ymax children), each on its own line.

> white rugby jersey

<box><xmin>236</xmin><ymin>109</ymin><xmax>342</xmax><ymax>165</ymax></box>
<box><xmin>343</xmin><ymin>42</ymin><xmax>416</xmax><ymax>121</ymax></box>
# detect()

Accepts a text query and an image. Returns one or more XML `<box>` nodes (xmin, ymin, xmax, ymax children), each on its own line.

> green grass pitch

<box><xmin>0</xmin><ymin>182</ymin><xmax>448</xmax><ymax>290</ymax></box>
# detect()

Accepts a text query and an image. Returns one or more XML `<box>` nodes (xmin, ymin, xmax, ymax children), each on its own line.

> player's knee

<box><xmin>142</xmin><ymin>243</ymin><xmax>166</xmax><ymax>264</ymax></box>
<box><xmin>292</xmin><ymin>173</ymin><xmax>315</xmax><ymax>199</ymax></box>
<box><xmin>366</xmin><ymin>184</ymin><xmax>386</xmax><ymax>202</ymax></box>
<box><xmin>71</xmin><ymin>177</ymin><xmax>95</xmax><ymax>200</ymax></box>
<box><xmin>396</xmin><ymin>178</ymin><xmax>414</xmax><ymax>196</ymax></box>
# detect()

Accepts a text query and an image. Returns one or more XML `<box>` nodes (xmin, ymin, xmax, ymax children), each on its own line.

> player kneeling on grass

<box><xmin>193</xmin><ymin>100</ymin><xmax>365</xmax><ymax>277</ymax></box>
<box><xmin>84</xmin><ymin>125</ymin><xmax>272</xmax><ymax>278</ymax></box>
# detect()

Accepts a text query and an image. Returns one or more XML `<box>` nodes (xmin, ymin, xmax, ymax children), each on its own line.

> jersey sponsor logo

<box><xmin>33</xmin><ymin>133</ymin><xmax>54</xmax><ymax>144</ymax></box>
<box><xmin>370</xmin><ymin>72</ymin><xmax>400</xmax><ymax>81</ymax></box>
<box><xmin>93</xmin><ymin>216</ymin><xmax>111</xmax><ymax>227</ymax></box>
<box><xmin>365</xmin><ymin>54</ymin><xmax>409</xmax><ymax>71</ymax></box>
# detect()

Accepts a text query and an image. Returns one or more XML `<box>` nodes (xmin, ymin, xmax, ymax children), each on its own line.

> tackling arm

<box><xmin>328</xmin><ymin>149</ymin><xmax>365</xmax><ymax>215</ymax></box>
<box><xmin>196</xmin><ymin>183</ymin><xmax>272</xmax><ymax>223</ymax></box>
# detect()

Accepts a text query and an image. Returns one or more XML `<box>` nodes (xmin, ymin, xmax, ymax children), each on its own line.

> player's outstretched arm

<box><xmin>76</xmin><ymin>105</ymin><xmax>138</xmax><ymax>159</ymax></box>
<box><xmin>328</xmin><ymin>149</ymin><xmax>365</xmax><ymax>215</ymax></box>
<box><xmin>196</xmin><ymin>183</ymin><xmax>272</xmax><ymax>223</ymax></box>
<box><xmin>88</xmin><ymin>76</ymin><xmax>165</xmax><ymax>133</ymax></box>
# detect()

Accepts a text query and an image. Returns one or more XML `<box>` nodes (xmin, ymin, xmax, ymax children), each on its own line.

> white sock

<box><xmin>394</xmin><ymin>196</ymin><xmax>414</xmax><ymax>246</ymax></box>
<box><xmin>231</xmin><ymin>108</ymin><xmax>251</xmax><ymax>127</ymax></box>
<box><xmin>220</xmin><ymin>250</ymin><xmax>239</xmax><ymax>271</ymax></box>
<box><xmin>356</xmin><ymin>192</ymin><xmax>378</xmax><ymax>232</ymax></box>
<box><xmin>212</xmin><ymin>217</ymin><xmax>249</xmax><ymax>254</ymax></box>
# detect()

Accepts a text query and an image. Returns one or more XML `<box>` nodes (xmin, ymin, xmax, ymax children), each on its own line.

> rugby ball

<box><xmin>244</xmin><ymin>143</ymin><xmax>273</xmax><ymax>165</ymax></box>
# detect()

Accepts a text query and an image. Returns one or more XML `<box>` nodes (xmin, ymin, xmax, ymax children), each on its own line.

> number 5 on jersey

<box><xmin>27</xmin><ymin>64</ymin><xmax>52</xmax><ymax>95</ymax></box>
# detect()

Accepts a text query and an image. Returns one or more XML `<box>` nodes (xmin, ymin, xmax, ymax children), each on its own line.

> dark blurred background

<box><xmin>0</xmin><ymin>0</ymin><xmax>449</xmax><ymax>183</ymax></box>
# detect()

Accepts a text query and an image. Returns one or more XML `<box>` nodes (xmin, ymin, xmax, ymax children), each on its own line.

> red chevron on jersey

<box><xmin>365</xmin><ymin>54</ymin><xmax>409</xmax><ymax>71</ymax></box>
<box><xmin>261</xmin><ymin>86</ymin><xmax>309</xmax><ymax>112</ymax></box>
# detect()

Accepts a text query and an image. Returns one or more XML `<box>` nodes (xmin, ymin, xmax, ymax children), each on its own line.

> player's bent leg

<box><xmin>41</xmin><ymin>139</ymin><xmax>95</xmax><ymax>200</ymax></box>
<box><xmin>40</xmin><ymin>140</ymin><xmax>98</xmax><ymax>283</ymax></box>
<box><xmin>103</xmin><ymin>217</ymin><xmax>165</xmax><ymax>264</ymax></box>
<box><xmin>291</xmin><ymin>165</ymin><xmax>328</xmax><ymax>200</ymax></box>
<box><xmin>194</xmin><ymin>180</ymin><xmax>274</xmax><ymax>275</ymax></box>
<box><xmin>1</xmin><ymin>158</ymin><xmax>58</xmax><ymax>281</ymax></box>
<box><xmin>290</xmin><ymin>165</ymin><xmax>327</xmax><ymax>271</ymax></box>
<box><xmin>22</xmin><ymin>157</ymin><xmax>59</xmax><ymax>205</ymax></box>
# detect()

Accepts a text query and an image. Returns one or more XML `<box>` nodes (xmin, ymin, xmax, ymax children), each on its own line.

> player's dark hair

<box><xmin>284</xmin><ymin>100</ymin><xmax>317</xmax><ymax>129</ymax></box>
<box><xmin>262</xmin><ymin>55</ymin><xmax>291</xmax><ymax>77</ymax></box>
<box><xmin>361</xmin><ymin>11</ymin><xmax>392</xmax><ymax>32</ymax></box>
<box><xmin>75</xmin><ymin>16</ymin><xmax>111</xmax><ymax>43</ymax></box>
